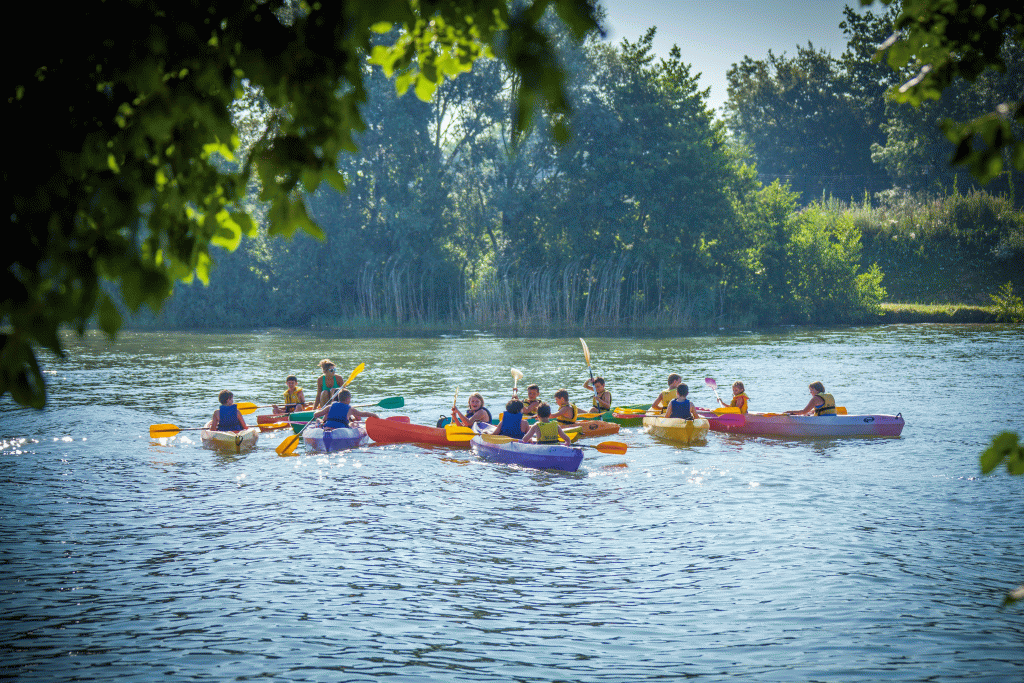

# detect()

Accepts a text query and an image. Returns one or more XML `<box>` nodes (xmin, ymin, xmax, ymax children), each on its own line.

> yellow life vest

<box><xmin>814</xmin><ymin>392</ymin><xmax>836</xmax><ymax>416</ymax></box>
<box><xmin>660</xmin><ymin>388</ymin><xmax>677</xmax><ymax>409</ymax></box>
<box><xmin>592</xmin><ymin>391</ymin><xmax>611</xmax><ymax>410</ymax></box>
<box><xmin>537</xmin><ymin>421</ymin><xmax>560</xmax><ymax>443</ymax></box>
<box><xmin>731</xmin><ymin>392</ymin><xmax>749</xmax><ymax>414</ymax></box>
<box><xmin>523</xmin><ymin>400</ymin><xmax>540</xmax><ymax>417</ymax></box>
<box><xmin>555</xmin><ymin>403</ymin><xmax>579</xmax><ymax>425</ymax></box>
<box><xmin>282</xmin><ymin>387</ymin><xmax>304</xmax><ymax>405</ymax></box>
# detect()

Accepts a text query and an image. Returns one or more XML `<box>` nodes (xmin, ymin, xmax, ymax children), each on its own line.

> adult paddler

<box><xmin>314</xmin><ymin>359</ymin><xmax>343</xmax><ymax>409</ymax></box>
<box><xmin>651</xmin><ymin>373</ymin><xmax>682</xmax><ymax>413</ymax></box>
<box><xmin>785</xmin><ymin>381</ymin><xmax>837</xmax><ymax>416</ymax></box>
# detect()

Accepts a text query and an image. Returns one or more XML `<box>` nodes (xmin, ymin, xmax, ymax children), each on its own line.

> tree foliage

<box><xmin>4</xmin><ymin>0</ymin><xmax>599</xmax><ymax>408</ymax></box>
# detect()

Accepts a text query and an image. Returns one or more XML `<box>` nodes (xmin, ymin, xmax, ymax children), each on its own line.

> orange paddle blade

<box><xmin>591</xmin><ymin>441</ymin><xmax>627</xmax><ymax>455</ymax></box>
<box><xmin>149</xmin><ymin>424</ymin><xmax>181</xmax><ymax>438</ymax></box>
<box><xmin>275</xmin><ymin>432</ymin><xmax>302</xmax><ymax>456</ymax></box>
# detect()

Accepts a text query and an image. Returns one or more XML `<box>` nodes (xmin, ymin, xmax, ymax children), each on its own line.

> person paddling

<box><xmin>522</xmin><ymin>403</ymin><xmax>573</xmax><ymax>446</ymax></box>
<box><xmin>312</xmin><ymin>389</ymin><xmax>376</xmax><ymax>429</ymax></box>
<box><xmin>651</xmin><ymin>373</ymin><xmax>682</xmax><ymax>412</ymax></box>
<box><xmin>452</xmin><ymin>392</ymin><xmax>493</xmax><ymax>429</ymax></box>
<box><xmin>551</xmin><ymin>389</ymin><xmax>579</xmax><ymax>425</ymax></box>
<box><xmin>717</xmin><ymin>381</ymin><xmax>749</xmax><ymax>414</ymax></box>
<box><xmin>314</xmin><ymin>359</ymin><xmax>343</xmax><ymax>409</ymax></box>
<box><xmin>785</xmin><ymin>381</ymin><xmax>837</xmax><ymax>416</ymax></box>
<box><xmin>273</xmin><ymin>375</ymin><xmax>306</xmax><ymax>415</ymax></box>
<box><xmin>583</xmin><ymin>376</ymin><xmax>612</xmax><ymax>412</ymax></box>
<box><xmin>665</xmin><ymin>384</ymin><xmax>698</xmax><ymax>420</ymax></box>
<box><xmin>210</xmin><ymin>390</ymin><xmax>248</xmax><ymax>431</ymax></box>
<box><xmin>522</xmin><ymin>384</ymin><xmax>542</xmax><ymax>418</ymax></box>
<box><xmin>495</xmin><ymin>399</ymin><xmax>530</xmax><ymax>439</ymax></box>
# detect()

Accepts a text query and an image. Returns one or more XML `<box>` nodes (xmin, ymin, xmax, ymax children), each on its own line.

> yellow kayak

<box><xmin>642</xmin><ymin>414</ymin><xmax>709</xmax><ymax>444</ymax></box>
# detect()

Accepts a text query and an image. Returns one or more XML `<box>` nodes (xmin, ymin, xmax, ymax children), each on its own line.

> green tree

<box><xmin>871</xmin><ymin>0</ymin><xmax>1023</xmax><ymax>182</ymax></box>
<box><xmin>4</xmin><ymin>0</ymin><xmax>599</xmax><ymax>407</ymax></box>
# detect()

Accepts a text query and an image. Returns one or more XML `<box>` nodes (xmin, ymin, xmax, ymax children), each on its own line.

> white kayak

<box><xmin>303</xmin><ymin>423</ymin><xmax>367</xmax><ymax>452</ymax></box>
<box><xmin>696</xmin><ymin>410</ymin><xmax>905</xmax><ymax>438</ymax></box>
<box><xmin>200</xmin><ymin>422</ymin><xmax>259</xmax><ymax>453</ymax></box>
<box><xmin>642</xmin><ymin>415</ymin><xmax>710</xmax><ymax>443</ymax></box>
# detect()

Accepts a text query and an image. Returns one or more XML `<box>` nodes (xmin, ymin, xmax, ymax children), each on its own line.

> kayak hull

<box><xmin>470</xmin><ymin>437</ymin><xmax>584</xmax><ymax>472</ymax></box>
<box><xmin>201</xmin><ymin>422</ymin><xmax>259</xmax><ymax>453</ymax></box>
<box><xmin>303</xmin><ymin>423</ymin><xmax>367</xmax><ymax>452</ymax></box>
<box><xmin>642</xmin><ymin>416</ymin><xmax>710</xmax><ymax>443</ymax></box>
<box><xmin>364</xmin><ymin>415</ymin><xmax>470</xmax><ymax>447</ymax></box>
<box><xmin>561</xmin><ymin>420</ymin><xmax>621</xmax><ymax>439</ymax></box>
<box><xmin>696</xmin><ymin>411</ymin><xmax>905</xmax><ymax>437</ymax></box>
<box><xmin>576</xmin><ymin>404</ymin><xmax>649</xmax><ymax>426</ymax></box>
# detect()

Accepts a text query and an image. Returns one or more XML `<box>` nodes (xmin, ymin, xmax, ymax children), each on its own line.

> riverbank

<box><xmin>877</xmin><ymin>303</ymin><xmax>1001</xmax><ymax>324</ymax></box>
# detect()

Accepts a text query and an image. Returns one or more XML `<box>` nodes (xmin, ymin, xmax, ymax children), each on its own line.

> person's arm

<box><xmin>717</xmin><ymin>396</ymin><xmax>727</xmax><ymax>406</ymax></box>
<box><xmin>349</xmin><ymin>408</ymin><xmax>375</xmax><ymax>422</ymax></box>
<box><xmin>210</xmin><ymin>410</ymin><xmax>220</xmax><ymax>430</ymax></box>
<box><xmin>451</xmin><ymin>406</ymin><xmax>468</xmax><ymax>426</ymax></box>
<box><xmin>736</xmin><ymin>395</ymin><xmax>747</xmax><ymax>413</ymax></box>
<box><xmin>522</xmin><ymin>424</ymin><xmax>539</xmax><ymax>443</ymax></box>
<box><xmin>553</xmin><ymin>405</ymin><xmax>571</xmax><ymax>422</ymax></box>
<box><xmin>786</xmin><ymin>397</ymin><xmax>820</xmax><ymax>416</ymax></box>
<box><xmin>652</xmin><ymin>393</ymin><xmax>665</xmax><ymax>410</ymax></box>
<box><xmin>689</xmin><ymin>403</ymin><xmax>699</xmax><ymax>420</ymax></box>
<box><xmin>296</xmin><ymin>389</ymin><xmax>305</xmax><ymax>406</ymax></box>
<box><xmin>583</xmin><ymin>378</ymin><xmax>594</xmax><ymax>392</ymax></box>
<box><xmin>555</xmin><ymin>424</ymin><xmax>572</xmax><ymax>446</ymax></box>
<box><xmin>238</xmin><ymin>412</ymin><xmax>248</xmax><ymax>429</ymax></box>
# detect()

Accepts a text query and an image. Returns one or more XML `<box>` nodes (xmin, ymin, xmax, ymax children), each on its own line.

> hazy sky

<box><xmin>598</xmin><ymin>1</ymin><xmax>861</xmax><ymax>114</ymax></box>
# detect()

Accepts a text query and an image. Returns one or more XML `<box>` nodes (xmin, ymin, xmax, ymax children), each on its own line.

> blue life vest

<box><xmin>667</xmin><ymin>398</ymin><xmax>692</xmax><ymax>420</ymax></box>
<box><xmin>325</xmin><ymin>403</ymin><xmax>352</xmax><ymax>428</ymax></box>
<box><xmin>218</xmin><ymin>405</ymin><xmax>243</xmax><ymax>431</ymax></box>
<box><xmin>498</xmin><ymin>414</ymin><xmax>525</xmax><ymax>439</ymax></box>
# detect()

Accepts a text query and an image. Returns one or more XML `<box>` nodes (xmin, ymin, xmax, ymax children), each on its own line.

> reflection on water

<box><xmin>1</xmin><ymin>325</ymin><xmax>1022</xmax><ymax>682</ymax></box>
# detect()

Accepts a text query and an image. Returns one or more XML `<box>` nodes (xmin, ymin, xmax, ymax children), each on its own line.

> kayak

<box><xmin>576</xmin><ymin>404</ymin><xmax>649</xmax><ymax>426</ymax></box>
<box><xmin>560</xmin><ymin>420</ymin><xmax>620</xmax><ymax>439</ymax></box>
<box><xmin>364</xmin><ymin>415</ymin><xmax>470</xmax><ymax>447</ymax></box>
<box><xmin>642</xmin><ymin>414</ymin><xmax>710</xmax><ymax>443</ymax></box>
<box><xmin>695</xmin><ymin>410</ymin><xmax>905</xmax><ymax>438</ymax></box>
<box><xmin>303</xmin><ymin>422</ymin><xmax>367</xmax><ymax>452</ymax></box>
<box><xmin>201</xmin><ymin>422</ymin><xmax>259</xmax><ymax>453</ymax></box>
<box><xmin>257</xmin><ymin>406</ymin><xmax>312</xmax><ymax>425</ymax></box>
<box><xmin>288</xmin><ymin>410</ymin><xmax>318</xmax><ymax>434</ymax></box>
<box><xmin>470</xmin><ymin>436</ymin><xmax>584</xmax><ymax>472</ymax></box>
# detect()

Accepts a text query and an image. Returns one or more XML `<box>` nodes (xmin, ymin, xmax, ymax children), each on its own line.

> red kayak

<box><xmin>364</xmin><ymin>415</ymin><xmax>470</xmax><ymax>447</ymax></box>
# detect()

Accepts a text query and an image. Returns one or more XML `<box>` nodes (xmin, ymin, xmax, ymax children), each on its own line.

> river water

<box><xmin>1</xmin><ymin>325</ymin><xmax>1021</xmax><ymax>682</ymax></box>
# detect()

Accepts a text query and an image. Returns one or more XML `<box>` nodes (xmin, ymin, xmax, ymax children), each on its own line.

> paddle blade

<box><xmin>591</xmin><ymin>441</ymin><xmax>628</xmax><ymax>455</ymax></box>
<box><xmin>480</xmin><ymin>433</ymin><xmax>516</xmax><ymax>445</ymax></box>
<box><xmin>714</xmin><ymin>406</ymin><xmax>741</xmax><ymax>415</ymax></box>
<box><xmin>377</xmin><ymin>396</ymin><xmax>404</xmax><ymax>409</ymax></box>
<box><xmin>150</xmin><ymin>424</ymin><xmax>181</xmax><ymax>438</ymax></box>
<box><xmin>343</xmin><ymin>363</ymin><xmax>365</xmax><ymax>388</ymax></box>
<box><xmin>236</xmin><ymin>402</ymin><xmax>259</xmax><ymax>415</ymax></box>
<box><xmin>444</xmin><ymin>424</ymin><xmax>477</xmax><ymax>442</ymax></box>
<box><xmin>580</xmin><ymin>338</ymin><xmax>591</xmax><ymax>366</ymax></box>
<box><xmin>511</xmin><ymin>368</ymin><xmax>524</xmax><ymax>383</ymax></box>
<box><xmin>704</xmin><ymin>376</ymin><xmax>717</xmax><ymax>389</ymax></box>
<box><xmin>837</xmin><ymin>406</ymin><xmax>848</xmax><ymax>415</ymax></box>
<box><xmin>276</xmin><ymin>432</ymin><xmax>302</xmax><ymax>456</ymax></box>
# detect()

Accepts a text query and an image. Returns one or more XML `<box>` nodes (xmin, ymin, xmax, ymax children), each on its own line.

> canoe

<box><xmin>303</xmin><ymin>422</ymin><xmax>367</xmax><ymax>452</ymax></box>
<box><xmin>364</xmin><ymin>415</ymin><xmax>470</xmax><ymax>447</ymax></box>
<box><xmin>470</xmin><ymin>436</ymin><xmax>584</xmax><ymax>472</ymax></box>
<box><xmin>695</xmin><ymin>410</ymin><xmax>905</xmax><ymax>438</ymax></box>
<box><xmin>200</xmin><ymin>422</ymin><xmax>259</xmax><ymax>453</ymax></box>
<box><xmin>642</xmin><ymin>414</ymin><xmax>710</xmax><ymax>444</ymax></box>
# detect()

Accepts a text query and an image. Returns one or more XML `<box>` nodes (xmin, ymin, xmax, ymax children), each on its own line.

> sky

<box><xmin>598</xmin><ymin>0</ymin><xmax>861</xmax><ymax>114</ymax></box>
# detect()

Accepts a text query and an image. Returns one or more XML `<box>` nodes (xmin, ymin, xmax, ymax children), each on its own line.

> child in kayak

<box><xmin>786</xmin><ymin>381</ymin><xmax>837</xmax><ymax>416</ymax></box>
<box><xmin>522</xmin><ymin>384</ymin><xmax>542</xmax><ymax>417</ymax></box>
<box><xmin>210</xmin><ymin>390</ymin><xmax>248</xmax><ymax>431</ymax></box>
<box><xmin>273</xmin><ymin>375</ymin><xmax>306</xmax><ymax>415</ymax></box>
<box><xmin>717</xmin><ymin>381</ymin><xmax>749</xmax><ymax>414</ymax></box>
<box><xmin>522</xmin><ymin>403</ymin><xmax>573</xmax><ymax>446</ymax></box>
<box><xmin>666</xmin><ymin>384</ymin><xmax>698</xmax><ymax>420</ymax></box>
<box><xmin>314</xmin><ymin>359</ymin><xmax>343</xmax><ymax>409</ymax></box>
<box><xmin>452</xmin><ymin>392</ymin><xmax>493</xmax><ymax>428</ymax></box>
<box><xmin>312</xmin><ymin>389</ymin><xmax>376</xmax><ymax>428</ymax></box>
<box><xmin>551</xmin><ymin>389</ymin><xmax>579</xmax><ymax>425</ymax></box>
<box><xmin>651</xmin><ymin>374</ymin><xmax>682</xmax><ymax>412</ymax></box>
<box><xmin>495</xmin><ymin>399</ymin><xmax>530</xmax><ymax>439</ymax></box>
<box><xmin>583</xmin><ymin>376</ymin><xmax>612</xmax><ymax>412</ymax></box>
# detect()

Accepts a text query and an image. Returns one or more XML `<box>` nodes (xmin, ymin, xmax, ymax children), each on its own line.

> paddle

<box><xmin>705</xmin><ymin>376</ymin><xmax>723</xmax><ymax>404</ymax></box>
<box><xmin>239</xmin><ymin>395</ymin><xmax>403</xmax><ymax>415</ymax></box>
<box><xmin>511</xmin><ymin>368</ymin><xmax>523</xmax><ymax>398</ymax></box>
<box><xmin>444</xmin><ymin>424</ymin><xmax>477</xmax><ymax>442</ymax></box>
<box><xmin>479</xmin><ymin>433</ymin><xmax>628</xmax><ymax>455</ymax></box>
<box><xmin>150</xmin><ymin>424</ymin><xmax>206</xmax><ymax>438</ymax></box>
<box><xmin>580</xmin><ymin>337</ymin><xmax>599</xmax><ymax>405</ymax></box>
<box><xmin>276</xmin><ymin>363</ymin><xmax>364</xmax><ymax>456</ymax></box>
<box><xmin>705</xmin><ymin>413</ymin><xmax>745</xmax><ymax>426</ymax></box>
<box><xmin>236</xmin><ymin>401</ymin><xmax>304</xmax><ymax>416</ymax></box>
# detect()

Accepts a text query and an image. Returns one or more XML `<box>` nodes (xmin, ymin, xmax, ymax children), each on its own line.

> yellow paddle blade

<box><xmin>150</xmin><ymin>423</ymin><xmax>181</xmax><ymax>438</ymax></box>
<box><xmin>236</xmin><ymin>402</ymin><xmax>259</xmax><ymax>415</ymax></box>
<box><xmin>590</xmin><ymin>441</ymin><xmax>628</xmax><ymax>455</ymax></box>
<box><xmin>275</xmin><ymin>432</ymin><xmax>302</xmax><ymax>456</ymax></box>
<box><xmin>444</xmin><ymin>424</ymin><xmax>477</xmax><ymax>442</ymax></box>
<box><xmin>343</xmin><ymin>363</ymin><xmax>365</xmax><ymax>388</ymax></box>
<box><xmin>577</xmin><ymin>412</ymin><xmax>603</xmax><ymax>420</ymax></box>
<box><xmin>579</xmin><ymin>338</ymin><xmax>591</xmax><ymax>366</ymax></box>
<box><xmin>714</xmin><ymin>406</ymin><xmax>741</xmax><ymax>415</ymax></box>
<box><xmin>480</xmin><ymin>433</ymin><xmax>516</xmax><ymax>444</ymax></box>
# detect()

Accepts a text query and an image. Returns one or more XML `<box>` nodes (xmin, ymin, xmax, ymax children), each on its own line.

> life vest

<box><xmin>537</xmin><ymin>421</ymin><xmax>560</xmax><ymax>443</ymax></box>
<box><xmin>554</xmin><ymin>403</ymin><xmax>579</xmax><ymax>425</ymax></box>
<box><xmin>282</xmin><ymin>387</ymin><xmax>304</xmax><ymax>412</ymax></box>
<box><xmin>218</xmin><ymin>404</ymin><xmax>242</xmax><ymax>431</ymax></box>
<box><xmin>731</xmin><ymin>392</ymin><xmax>749</xmax><ymax>414</ymax></box>
<box><xmin>814</xmin><ymin>392</ymin><xmax>836</xmax><ymax>416</ymax></box>
<box><xmin>498</xmin><ymin>414</ymin><xmax>525</xmax><ymax>439</ymax></box>
<box><xmin>592</xmin><ymin>391</ymin><xmax>611</xmax><ymax>411</ymax></box>
<box><xmin>325</xmin><ymin>402</ymin><xmax>352</xmax><ymax>427</ymax></box>
<box><xmin>466</xmin><ymin>407</ymin><xmax>492</xmax><ymax>424</ymax></box>
<box><xmin>667</xmin><ymin>398</ymin><xmax>693</xmax><ymax>420</ymax></box>
<box><xmin>523</xmin><ymin>400</ymin><xmax>540</xmax><ymax>417</ymax></box>
<box><xmin>660</xmin><ymin>388</ymin><xmax>678</xmax><ymax>410</ymax></box>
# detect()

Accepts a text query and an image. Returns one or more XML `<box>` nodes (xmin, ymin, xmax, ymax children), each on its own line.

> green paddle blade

<box><xmin>376</xmin><ymin>396</ymin><xmax>404</xmax><ymax>409</ymax></box>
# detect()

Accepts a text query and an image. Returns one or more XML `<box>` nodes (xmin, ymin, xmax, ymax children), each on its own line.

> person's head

<box><xmin>286</xmin><ymin>375</ymin><xmax>298</xmax><ymax>387</ymax></box>
<box><xmin>732</xmin><ymin>381</ymin><xmax>745</xmax><ymax>395</ymax></box>
<box><xmin>676</xmin><ymin>383</ymin><xmax>689</xmax><ymax>397</ymax></box>
<box><xmin>593</xmin><ymin>377</ymin><xmax>605</xmax><ymax>391</ymax></box>
<box><xmin>468</xmin><ymin>392</ymin><xmax>484</xmax><ymax>410</ymax></box>
<box><xmin>554</xmin><ymin>389</ymin><xmax>569</xmax><ymax>405</ymax></box>
<box><xmin>338</xmin><ymin>389</ymin><xmax>352</xmax><ymax>403</ymax></box>
<box><xmin>809</xmin><ymin>381</ymin><xmax>826</xmax><ymax>395</ymax></box>
<box><xmin>319</xmin><ymin>359</ymin><xmax>336</xmax><ymax>374</ymax></box>
<box><xmin>527</xmin><ymin>385</ymin><xmax>539</xmax><ymax>400</ymax></box>
<box><xmin>218</xmin><ymin>389</ymin><xmax>234</xmax><ymax>405</ymax></box>
<box><xmin>668</xmin><ymin>373</ymin><xmax>682</xmax><ymax>387</ymax></box>
<box><xmin>537</xmin><ymin>402</ymin><xmax>552</xmax><ymax>419</ymax></box>
<box><xmin>505</xmin><ymin>399</ymin><xmax>523</xmax><ymax>414</ymax></box>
